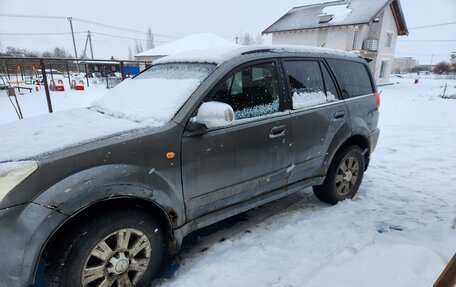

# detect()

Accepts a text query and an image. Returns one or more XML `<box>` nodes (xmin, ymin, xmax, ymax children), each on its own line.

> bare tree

<box><xmin>255</xmin><ymin>34</ymin><xmax>264</xmax><ymax>45</ymax></box>
<box><xmin>135</xmin><ymin>40</ymin><xmax>144</xmax><ymax>54</ymax></box>
<box><xmin>146</xmin><ymin>27</ymin><xmax>155</xmax><ymax>50</ymax></box>
<box><xmin>241</xmin><ymin>33</ymin><xmax>254</xmax><ymax>45</ymax></box>
<box><xmin>128</xmin><ymin>46</ymin><xmax>133</xmax><ymax>60</ymax></box>
<box><xmin>4</xmin><ymin>46</ymin><xmax>40</xmax><ymax>57</ymax></box>
<box><xmin>240</xmin><ymin>33</ymin><xmax>264</xmax><ymax>45</ymax></box>
<box><xmin>53</xmin><ymin>47</ymin><xmax>71</xmax><ymax>58</ymax></box>
<box><xmin>434</xmin><ymin>62</ymin><xmax>451</xmax><ymax>75</ymax></box>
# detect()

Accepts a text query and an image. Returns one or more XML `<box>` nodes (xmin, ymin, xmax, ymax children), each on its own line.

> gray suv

<box><xmin>0</xmin><ymin>46</ymin><xmax>379</xmax><ymax>287</ymax></box>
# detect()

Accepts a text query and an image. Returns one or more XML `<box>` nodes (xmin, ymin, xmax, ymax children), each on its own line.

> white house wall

<box><xmin>272</xmin><ymin>28</ymin><xmax>355</xmax><ymax>51</ymax></box>
<box><xmin>270</xmin><ymin>4</ymin><xmax>403</xmax><ymax>86</ymax></box>
<box><xmin>375</xmin><ymin>5</ymin><xmax>398</xmax><ymax>84</ymax></box>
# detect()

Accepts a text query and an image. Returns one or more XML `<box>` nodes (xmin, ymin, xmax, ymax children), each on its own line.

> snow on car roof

<box><xmin>153</xmin><ymin>45</ymin><xmax>359</xmax><ymax>66</ymax></box>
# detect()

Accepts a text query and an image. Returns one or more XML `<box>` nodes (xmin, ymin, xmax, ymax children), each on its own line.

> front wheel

<box><xmin>313</xmin><ymin>146</ymin><xmax>365</xmax><ymax>204</ymax></box>
<box><xmin>45</xmin><ymin>209</ymin><xmax>164</xmax><ymax>287</ymax></box>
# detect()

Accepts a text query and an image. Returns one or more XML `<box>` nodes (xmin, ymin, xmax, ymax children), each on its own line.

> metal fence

<box><xmin>0</xmin><ymin>56</ymin><xmax>152</xmax><ymax>113</ymax></box>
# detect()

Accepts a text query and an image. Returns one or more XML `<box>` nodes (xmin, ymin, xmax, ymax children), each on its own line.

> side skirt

<box><xmin>172</xmin><ymin>176</ymin><xmax>325</xmax><ymax>248</ymax></box>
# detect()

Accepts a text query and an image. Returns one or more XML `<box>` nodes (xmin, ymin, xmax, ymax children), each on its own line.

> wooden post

<box><xmin>434</xmin><ymin>253</ymin><xmax>456</xmax><ymax>287</ymax></box>
<box><xmin>120</xmin><ymin>61</ymin><xmax>125</xmax><ymax>80</ymax></box>
<box><xmin>85</xmin><ymin>64</ymin><xmax>90</xmax><ymax>87</ymax></box>
<box><xmin>66</xmin><ymin>62</ymin><xmax>71</xmax><ymax>87</ymax></box>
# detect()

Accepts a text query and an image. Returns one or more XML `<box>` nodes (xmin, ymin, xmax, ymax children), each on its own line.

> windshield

<box><xmin>93</xmin><ymin>63</ymin><xmax>216</xmax><ymax>125</ymax></box>
<box><xmin>135</xmin><ymin>63</ymin><xmax>215</xmax><ymax>81</ymax></box>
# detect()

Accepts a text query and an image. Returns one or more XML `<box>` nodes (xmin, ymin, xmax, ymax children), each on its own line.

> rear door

<box><xmin>181</xmin><ymin>60</ymin><xmax>292</xmax><ymax>220</ymax></box>
<box><xmin>326</xmin><ymin>59</ymin><xmax>378</xmax><ymax>133</ymax></box>
<box><xmin>282</xmin><ymin>59</ymin><xmax>349</xmax><ymax>184</ymax></box>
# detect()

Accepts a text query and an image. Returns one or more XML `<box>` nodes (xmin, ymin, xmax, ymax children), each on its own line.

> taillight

<box><xmin>374</xmin><ymin>92</ymin><xmax>381</xmax><ymax>108</ymax></box>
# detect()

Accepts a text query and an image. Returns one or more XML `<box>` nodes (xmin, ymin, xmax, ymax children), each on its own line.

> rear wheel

<box><xmin>45</xmin><ymin>209</ymin><xmax>164</xmax><ymax>287</ymax></box>
<box><xmin>313</xmin><ymin>146</ymin><xmax>365</xmax><ymax>204</ymax></box>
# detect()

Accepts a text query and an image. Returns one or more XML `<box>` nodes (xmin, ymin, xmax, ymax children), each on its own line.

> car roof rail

<box><xmin>241</xmin><ymin>49</ymin><xmax>275</xmax><ymax>56</ymax></box>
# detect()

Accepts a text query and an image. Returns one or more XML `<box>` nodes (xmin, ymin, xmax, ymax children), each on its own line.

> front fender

<box><xmin>0</xmin><ymin>203</ymin><xmax>66</xmax><ymax>287</ymax></box>
<box><xmin>32</xmin><ymin>164</ymin><xmax>185</xmax><ymax>226</ymax></box>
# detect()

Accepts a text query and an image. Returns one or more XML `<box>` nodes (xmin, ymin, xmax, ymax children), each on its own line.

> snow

<box><xmin>292</xmin><ymin>91</ymin><xmax>336</xmax><ymax>109</ymax></box>
<box><xmin>136</xmin><ymin>33</ymin><xmax>239</xmax><ymax>57</ymax></box>
<box><xmin>153</xmin><ymin>77</ymin><xmax>456</xmax><ymax>287</ymax></box>
<box><xmin>0</xmin><ymin>108</ymin><xmax>145</xmax><ymax>163</ymax></box>
<box><xmin>0</xmin><ymin>82</ymin><xmax>106</xmax><ymax>125</ymax></box>
<box><xmin>321</xmin><ymin>4</ymin><xmax>353</xmax><ymax>24</ymax></box>
<box><xmin>154</xmin><ymin>45</ymin><xmax>357</xmax><ymax>66</ymax></box>
<box><xmin>93</xmin><ymin>78</ymin><xmax>202</xmax><ymax>125</ymax></box>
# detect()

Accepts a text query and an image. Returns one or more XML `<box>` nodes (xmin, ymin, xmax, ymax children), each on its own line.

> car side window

<box><xmin>326</xmin><ymin>59</ymin><xmax>374</xmax><ymax>98</ymax></box>
<box><xmin>208</xmin><ymin>62</ymin><xmax>280</xmax><ymax>120</ymax></box>
<box><xmin>284</xmin><ymin>61</ymin><xmax>336</xmax><ymax>110</ymax></box>
<box><xmin>320</xmin><ymin>63</ymin><xmax>339</xmax><ymax>100</ymax></box>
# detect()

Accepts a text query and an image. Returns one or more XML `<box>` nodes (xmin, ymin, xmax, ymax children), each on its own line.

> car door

<box><xmin>181</xmin><ymin>60</ymin><xmax>292</xmax><ymax>220</ymax></box>
<box><xmin>282</xmin><ymin>59</ymin><xmax>349</xmax><ymax>184</ymax></box>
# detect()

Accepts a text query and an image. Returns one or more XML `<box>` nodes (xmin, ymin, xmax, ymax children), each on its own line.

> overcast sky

<box><xmin>0</xmin><ymin>0</ymin><xmax>454</xmax><ymax>64</ymax></box>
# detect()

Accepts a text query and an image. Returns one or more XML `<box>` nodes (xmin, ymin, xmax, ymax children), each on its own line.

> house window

<box><xmin>352</xmin><ymin>30</ymin><xmax>358</xmax><ymax>50</ymax></box>
<box><xmin>379</xmin><ymin>60</ymin><xmax>389</xmax><ymax>78</ymax></box>
<box><xmin>385</xmin><ymin>32</ymin><xmax>393</xmax><ymax>48</ymax></box>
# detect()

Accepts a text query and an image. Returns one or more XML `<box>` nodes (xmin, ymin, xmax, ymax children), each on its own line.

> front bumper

<box><xmin>0</xmin><ymin>203</ymin><xmax>67</xmax><ymax>287</ymax></box>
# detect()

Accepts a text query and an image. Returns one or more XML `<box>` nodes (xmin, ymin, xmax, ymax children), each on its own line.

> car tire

<box><xmin>313</xmin><ymin>146</ymin><xmax>365</xmax><ymax>205</ymax></box>
<box><xmin>45</xmin><ymin>209</ymin><xmax>164</xmax><ymax>287</ymax></box>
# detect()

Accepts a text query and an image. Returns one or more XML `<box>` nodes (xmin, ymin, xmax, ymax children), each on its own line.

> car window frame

<box><xmin>186</xmin><ymin>58</ymin><xmax>289</xmax><ymax>131</ymax></box>
<box><xmin>325</xmin><ymin>58</ymin><xmax>376</xmax><ymax>99</ymax></box>
<box><xmin>279</xmin><ymin>57</ymin><xmax>343</xmax><ymax>112</ymax></box>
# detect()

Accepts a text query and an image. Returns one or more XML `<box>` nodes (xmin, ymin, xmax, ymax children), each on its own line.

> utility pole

<box><xmin>68</xmin><ymin>17</ymin><xmax>80</xmax><ymax>72</ymax></box>
<box><xmin>88</xmin><ymin>30</ymin><xmax>94</xmax><ymax>59</ymax></box>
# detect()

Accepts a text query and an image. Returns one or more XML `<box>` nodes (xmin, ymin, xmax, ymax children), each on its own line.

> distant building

<box><xmin>134</xmin><ymin>33</ymin><xmax>239</xmax><ymax>62</ymax></box>
<box><xmin>263</xmin><ymin>0</ymin><xmax>408</xmax><ymax>85</ymax></box>
<box><xmin>391</xmin><ymin>57</ymin><xmax>417</xmax><ymax>74</ymax></box>
<box><xmin>451</xmin><ymin>52</ymin><xmax>456</xmax><ymax>65</ymax></box>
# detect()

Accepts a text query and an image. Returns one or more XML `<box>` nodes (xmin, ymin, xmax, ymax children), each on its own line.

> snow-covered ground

<box><xmin>2</xmin><ymin>77</ymin><xmax>456</xmax><ymax>286</ymax></box>
<box><xmin>0</xmin><ymin>82</ymin><xmax>107</xmax><ymax>125</ymax></box>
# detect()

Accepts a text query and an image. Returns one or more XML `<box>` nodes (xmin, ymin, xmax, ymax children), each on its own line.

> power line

<box><xmin>0</xmin><ymin>13</ymin><xmax>67</xmax><ymax>20</ymax></box>
<box><xmin>0</xmin><ymin>13</ymin><xmax>180</xmax><ymax>39</ymax></box>
<box><xmin>90</xmin><ymin>32</ymin><xmax>169</xmax><ymax>43</ymax></box>
<box><xmin>71</xmin><ymin>18</ymin><xmax>147</xmax><ymax>35</ymax></box>
<box><xmin>0</xmin><ymin>31</ymin><xmax>170</xmax><ymax>43</ymax></box>
<box><xmin>0</xmin><ymin>31</ymin><xmax>85</xmax><ymax>36</ymax></box>
<box><xmin>398</xmin><ymin>39</ymin><xmax>456</xmax><ymax>43</ymax></box>
<box><xmin>409</xmin><ymin>21</ymin><xmax>456</xmax><ymax>30</ymax></box>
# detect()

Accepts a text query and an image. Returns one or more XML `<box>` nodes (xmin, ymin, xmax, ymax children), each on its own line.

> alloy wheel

<box><xmin>81</xmin><ymin>228</ymin><xmax>152</xmax><ymax>287</ymax></box>
<box><xmin>335</xmin><ymin>156</ymin><xmax>360</xmax><ymax>196</ymax></box>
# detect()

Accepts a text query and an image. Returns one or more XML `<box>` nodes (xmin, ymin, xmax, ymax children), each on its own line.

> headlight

<box><xmin>0</xmin><ymin>161</ymin><xmax>39</xmax><ymax>203</ymax></box>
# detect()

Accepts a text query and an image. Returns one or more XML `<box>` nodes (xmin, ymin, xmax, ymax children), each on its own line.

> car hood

<box><xmin>0</xmin><ymin>108</ymin><xmax>148</xmax><ymax>163</ymax></box>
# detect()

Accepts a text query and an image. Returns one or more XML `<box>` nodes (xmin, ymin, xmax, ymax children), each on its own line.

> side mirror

<box><xmin>194</xmin><ymin>101</ymin><xmax>235</xmax><ymax>129</ymax></box>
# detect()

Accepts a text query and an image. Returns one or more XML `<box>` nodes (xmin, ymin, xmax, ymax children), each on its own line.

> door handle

<box><xmin>269</xmin><ymin>125</ymin><xmax>286</xmax><ymax>139</ymax></box>
<box><xmin>334</xmin><ymin>111</ymin><xmax>346</xmax><ymax>119</ymax></box>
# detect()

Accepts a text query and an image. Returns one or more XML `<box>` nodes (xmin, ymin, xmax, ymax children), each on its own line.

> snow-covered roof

<box><xmin>154</xmin><ymin>45</ymin><xmax>360</xmax><ymax>66</ymax></box>
<box><xmin>135</xmin><ymin>33</ymin><xmax>239</xmax><ymax>58</ymax></box>
<box><xmin>263</xmin><ymin>0</ymin><xmax>408</xmax><ymax>36</ymax></box>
